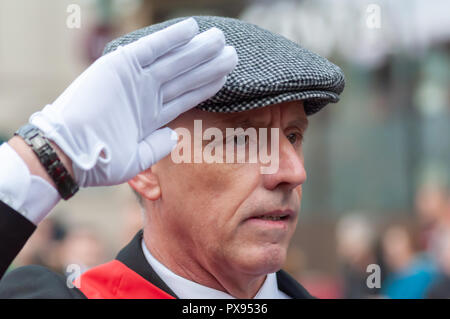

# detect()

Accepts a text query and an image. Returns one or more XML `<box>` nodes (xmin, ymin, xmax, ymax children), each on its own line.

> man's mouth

<box><xmin>245</xmin><ymin>209</ymin><xmax>295</xmax><ymax>227</ymax></box>
<box><xmin>252</xmin><ymin>214</ymin><xmax>290</xmax><ymax>221</ymax></box>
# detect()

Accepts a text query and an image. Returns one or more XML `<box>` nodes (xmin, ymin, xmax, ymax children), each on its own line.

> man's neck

<box><xmin>142</xmin><ymin>229</ymin><xmax>266</xmax><ymax>299</ymax></box>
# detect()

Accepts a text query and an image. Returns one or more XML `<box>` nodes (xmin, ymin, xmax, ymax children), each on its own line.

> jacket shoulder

<box><xmin>0</xmin><ymin>264</ymin><xmax>86</xmax><ymax>299</ymax></box>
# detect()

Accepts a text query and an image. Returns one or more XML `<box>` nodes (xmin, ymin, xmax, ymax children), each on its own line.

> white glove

<box><xmin>30</xmin><ymin>17</ymin><xmax>238</xmax><ymax>187</ymax></box>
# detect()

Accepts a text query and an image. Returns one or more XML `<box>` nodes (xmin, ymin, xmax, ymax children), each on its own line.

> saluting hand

<box><xmin>29</xmin><ymin>17</ymin><xmax>238</xmax><ymax>187</ymax></box>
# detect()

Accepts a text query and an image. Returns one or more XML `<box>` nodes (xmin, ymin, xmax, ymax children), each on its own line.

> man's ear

<box><xmin>128</xmin><ymin>167</ymin><xmax>161</xmax><ymax>201</ymax></box>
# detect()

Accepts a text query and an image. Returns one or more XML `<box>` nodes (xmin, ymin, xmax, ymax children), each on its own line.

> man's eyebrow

<box><xmin>287</xmin><ymin>117</ymin><xmax>309</xmax><ymax>131</ymax></box>
<box><xmin>211</xmin><ymin>116</ymin><xmax>268</xmax><ymax>128</ymax></box>
<box><xmin>209</xmin><ymin>115</ymin><xmax>309</xmax><ymax>130</ymax></box>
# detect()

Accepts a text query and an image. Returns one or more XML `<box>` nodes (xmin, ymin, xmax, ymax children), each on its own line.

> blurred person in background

<box><xmin>335</xmin><ymin>213</ymin><xmax>380</xmax><ymax>298</ymax></box>
<box><xmin>426</xmin><ymin>227</ymin><xmax>450</xmax><ymax>298</ymax></box>
<box><xmin>415</xmin><ymin>183</ymin><xmax>450</xmax><ymax>252</ymax></box>
<box><xmin>380</xmin><ymin>224</ymin><xmax>436</xmax><ymax>299</ymax></box>
<box><xmin>12</xmin><ymin>218</ymin><xmax>67</xmax><ymax>274</ymax></box>
<box><xmin>58</xmin><ymin>226</ymin><xmax>107</xmax><ymax>275</ymax></box>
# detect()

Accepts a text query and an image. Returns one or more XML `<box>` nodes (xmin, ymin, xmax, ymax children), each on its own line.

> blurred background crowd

<box><xmin>0</xmin><ymin>0</ymin><xmax>449</xmax><ymax>298</ymax></box>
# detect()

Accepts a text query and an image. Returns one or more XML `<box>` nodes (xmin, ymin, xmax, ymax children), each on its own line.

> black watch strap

<box><xmin>15</xmin><ymin>124</ymin><xmax>79</xmax><ymax>200</ymax></box>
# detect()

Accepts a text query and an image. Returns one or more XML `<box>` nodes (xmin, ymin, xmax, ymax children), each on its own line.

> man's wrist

<box><xmin>0</xmin><ymin>142</ymin><xmax>61</xmax><ymax>224</ymax></box>
<box><xmin>8</xmin><ymin>136</ymin><xmax>74</xmax><ymax>190</ymax></box>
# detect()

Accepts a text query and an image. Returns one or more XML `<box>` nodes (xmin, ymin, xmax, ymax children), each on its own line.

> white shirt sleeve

<box><xmin>0</xmin><ymin>142</ymin><xmax>60</xmax><ymax>225</ymax></box>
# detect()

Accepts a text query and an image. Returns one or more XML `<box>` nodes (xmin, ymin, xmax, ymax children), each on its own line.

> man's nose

<box><xmin>261</xmin><ymin>135</ymin><xmax>307</xmax><ymax>191</ymax></box>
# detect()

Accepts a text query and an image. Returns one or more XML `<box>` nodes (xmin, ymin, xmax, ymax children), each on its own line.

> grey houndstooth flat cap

<box><xmin>104</xmin><ymin>16</ymin><xmax>345</xmax><ymax>116</ymax></box>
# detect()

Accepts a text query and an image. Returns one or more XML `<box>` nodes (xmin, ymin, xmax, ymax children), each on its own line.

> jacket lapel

<box><xmin>115</xmin><ymin>230</ymin><xmax>179</xmax><ymax>298</ymax></box>
<box><xmin>276</xmin><ymin>269</ymin><xmax>314</xmax><ymax>299</ymax></box>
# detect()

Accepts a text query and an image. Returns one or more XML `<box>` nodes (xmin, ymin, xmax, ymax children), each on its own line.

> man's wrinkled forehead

<box><xmin>207</xmin><ymin>101</ymin><xmax>309</xmax><ymax>131</ymax></box>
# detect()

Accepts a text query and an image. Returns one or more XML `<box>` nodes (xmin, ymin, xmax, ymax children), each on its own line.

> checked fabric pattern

<box><xmin>104</xmin><ymin>16</ymin><xmax>345</xmax><ymax>116</ymax></box>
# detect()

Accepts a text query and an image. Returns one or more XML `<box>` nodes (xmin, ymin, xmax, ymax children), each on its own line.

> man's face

<box><xmin>150</xmin><ymin>100</ymin><xmax>308</xmax><ymax>277</ymax></box>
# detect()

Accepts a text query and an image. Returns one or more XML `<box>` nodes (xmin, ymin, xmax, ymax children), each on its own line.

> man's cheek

<box><xmin>191</xmin><ymin>162</ymin><xmax>245</xmax><ymax>193</ymax></box>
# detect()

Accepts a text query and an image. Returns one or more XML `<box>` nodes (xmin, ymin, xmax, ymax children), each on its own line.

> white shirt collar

<box><xmin>141</xmin><ymin>239</ymin><xmax>291</xmax><ymax>299</ymax></box>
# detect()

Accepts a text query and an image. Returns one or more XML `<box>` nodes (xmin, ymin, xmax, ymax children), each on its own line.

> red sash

<box><xmin>75</xmin><ymin>260</ymin><xmax>175</xmax><ymax>299</ymax></box>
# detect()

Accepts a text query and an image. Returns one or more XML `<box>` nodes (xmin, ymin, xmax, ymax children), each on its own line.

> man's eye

<box><xmin>287</xmin><ymin>133</ymin><xmax>302</xmax><ymax>145</ymax></box>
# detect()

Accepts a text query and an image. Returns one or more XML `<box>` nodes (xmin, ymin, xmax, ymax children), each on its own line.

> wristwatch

<box><xmin>15</xmin><ymin>124</ymin><xmax>79</xmax><ymax>200</ymax></box>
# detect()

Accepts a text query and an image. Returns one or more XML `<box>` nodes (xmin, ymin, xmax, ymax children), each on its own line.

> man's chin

<box><xmin>235</xmin><ymin>244</ymin><xmax>287</xmax><ymax>276</ymax></box>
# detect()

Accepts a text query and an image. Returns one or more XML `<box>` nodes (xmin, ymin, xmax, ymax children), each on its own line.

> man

<box><xmin>0</xmin><ymin>16</ymin><xmax>344</xmax><ymax>298</ymax></box>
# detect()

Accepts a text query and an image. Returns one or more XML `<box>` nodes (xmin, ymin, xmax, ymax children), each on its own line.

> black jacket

<box><xmin>0</xmin><ymin>200</ymin><xmax>313</xmax><ymax>299</ymax></box>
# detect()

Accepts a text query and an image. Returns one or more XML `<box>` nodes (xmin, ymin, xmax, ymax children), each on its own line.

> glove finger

<box><xmin>138</xmin><ymin>127</ymin><xmax>178</xmax><ymax>170</ymax></box>
<box><xmin>162</xmin><ymin>45</ymin><xmax>238</xmax><ymax>104</ymax></box>
<box><xmin>149</xmin><ymin>27</ymin><xmax>226</xmax><ymax>84</ymax></box>
<box><xmin>127</xmin><ymin>17</ymin><xmax>199</xmax><ymax>68</ymax></box>
<box><xmin>159</xmin><ymin>76</ymin><xmax>227</xmax><ymax>126</ymax></box>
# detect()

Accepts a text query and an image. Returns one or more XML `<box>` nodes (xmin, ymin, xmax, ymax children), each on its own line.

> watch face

<box><xmin>31</xmin><ymin>136</ymin><xmax>46</xmax><ymax>150</ymax></box>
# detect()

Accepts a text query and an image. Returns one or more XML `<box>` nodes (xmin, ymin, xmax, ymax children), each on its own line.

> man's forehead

<box><xmin>206</xmin><ymin>101</ymin><xmax>308</xmax><ymax>129</ymax></box>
